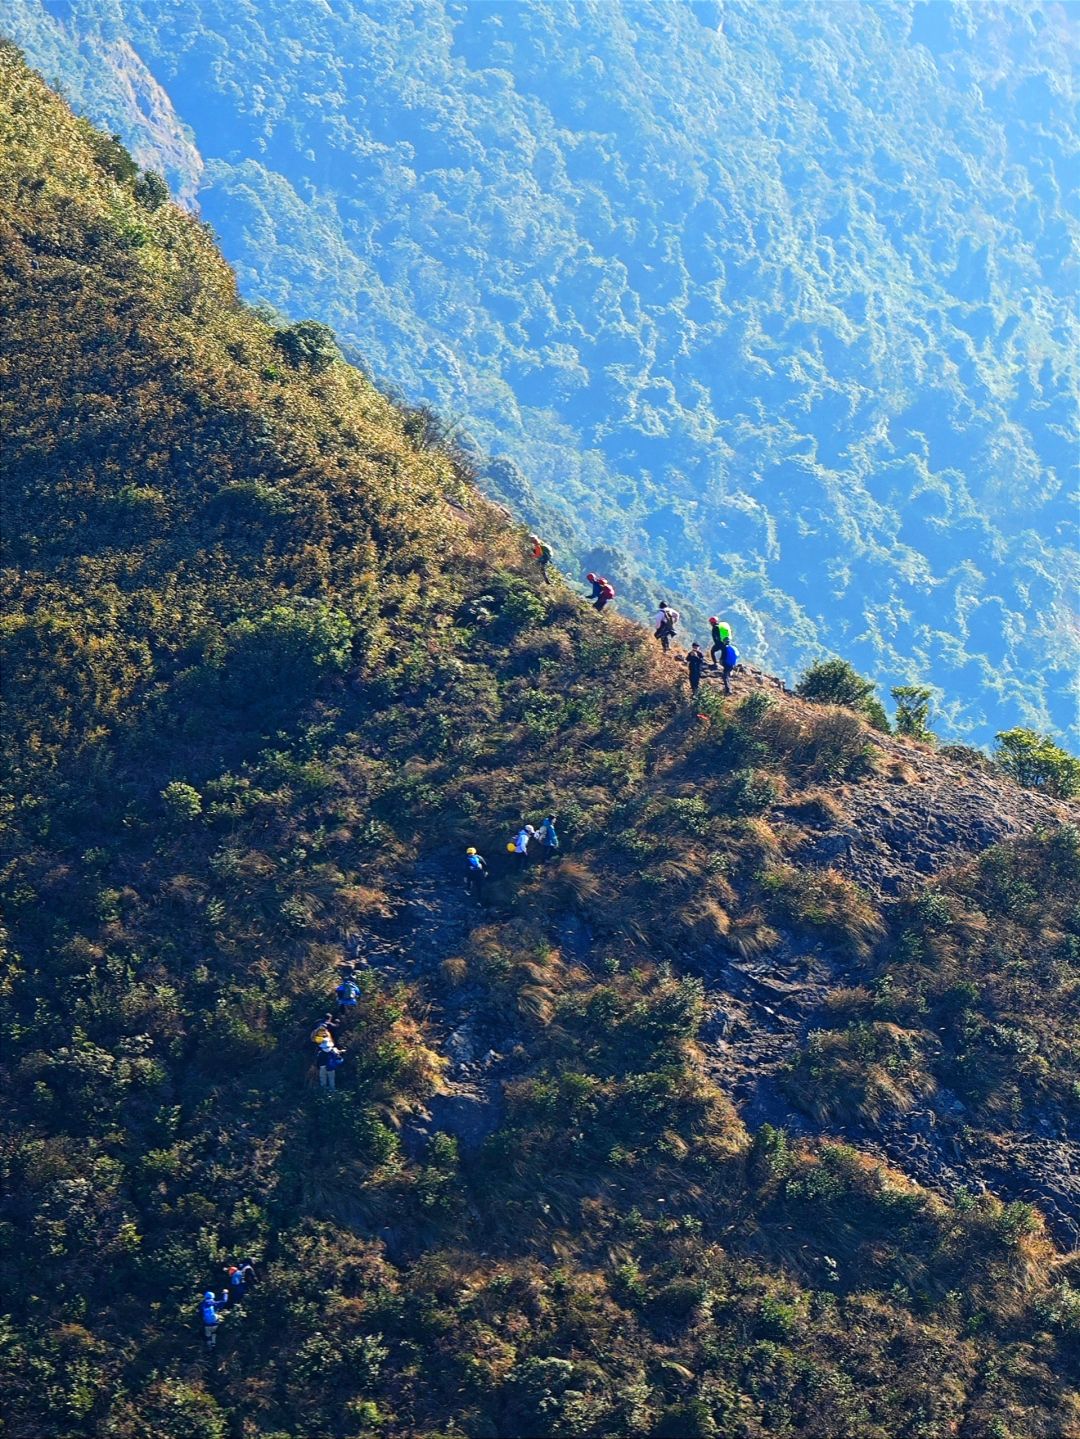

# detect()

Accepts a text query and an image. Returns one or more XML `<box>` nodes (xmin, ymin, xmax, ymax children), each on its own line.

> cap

<box><xmin>466</xmin><ymin>846</ymin><xmax>477</xmax><ymax>855</ymax></box>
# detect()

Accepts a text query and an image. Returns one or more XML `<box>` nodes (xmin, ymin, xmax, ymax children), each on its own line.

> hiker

<box><xmin>464</xmin><ymin>846</ymin><xmax>488</xmax><ymax>898</ymax></box>
<box><xmin>536</xmin><ymin>814</ymin><xmax>559</xmax><ymax>861</ymax></box>
<box><xmin>586</xmin><ymin>572</ymin><xmax>603</xmax><ymax>601</ymax></box>
<box><xmin>316</xmin><ymin>1037</ymin><xmax>345</xmax><ymax>1091</ymax></box>
<box><xmin>686</xmin><ymin>642</ymin><xmax>706</xmax><ymax>697</ymax></box>
<box><xmin>653</xmin><ymin>601</ymin><xmax>680</xmax><ymax>653</ymax></box>
<box><xmin>593</xmin><ymin>577</ymin><xmax>615</xmax><ymax>612</ymax></box>
<box><xmin>311</xmin><ymin>1014</ymin><xmax>340</xmax><ymax>1047</ymax></box>
<box><xmin>530</xmin><ymin>534</ymin><xmax>552</xmax><ymax>583</ymax></box>
<box><xmin>335</xmin><ymin>973</ymin><xmax>361</xmax><ymax>1013</ymax></box>
<box><xmin>225</xmin><ymin>1259</ymin><xmax>256</xmax><ymax>1306</ymax></box>
<box><xmin>719</xmin><ymin>639</ymin><xmax>739</xmax><ymax>695</ymax></box>
<box><xmin>200</xmin><ymin>1290</ymin><xmax>227</xmax><ymax>1350</ymax></box>
<box><xmin>513</xmin><ymin>824</ymin><xmax>536</xmax><ymax>864</ymax></box>
<box><xmin>709</xmin><ymin>617</ymin><xmax>731</xmax><ymax>668</ymax></box>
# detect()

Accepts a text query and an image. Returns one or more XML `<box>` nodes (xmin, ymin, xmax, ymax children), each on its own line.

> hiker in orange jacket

<box><xmin>530</xmin><ymin>534</ymin><xmax>552</xmax><ymax>583</ymax></box>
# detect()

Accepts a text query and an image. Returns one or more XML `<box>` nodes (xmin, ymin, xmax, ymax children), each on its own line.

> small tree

<box><xmin>273</xmin><ymin>321</ymin><xmax>340</xmax><ymax>374</ymax></box>
<box><xmin>796</xmin><ymin>658</ymin><xmax>889</xmax><ymax>731</ymax></box>
<box><xmin>891</xmin><ymin>685</ymin><xmax>934</xmax><ymax>743</ymax></box>
<box><xmin>994</xmin><ymin>728</ymin><xmax>1080</xmax><ymax>798</ymax></box>
<box><xmin>134</xmin><ymin>170</ymin><xmax>169</xmax><ymax>211</ymax></box>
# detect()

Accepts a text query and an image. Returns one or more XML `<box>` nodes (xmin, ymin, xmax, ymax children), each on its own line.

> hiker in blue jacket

<box><xmin>464</xmin><ymin>847</ymin><xmax>488</xmax><ymax>899</ymax></box>
<box><xmin>536</xmin><ymin>815</ymin><xmax>559</xmax><ymax>862</ymax></box>
<box><xmin>335</xmin><ymin>972</ymin><xmax>361</xmax><ymax>1013</ymax></box>
<box><xmin>719</xmin><ymin>640</ymin><xmax>739</xmax><ymax>695</ymax></box>
<box><xmin>200</xmin><ymin>1290</ymin><xmax>227</xmax><ymax>1350</ymax></box>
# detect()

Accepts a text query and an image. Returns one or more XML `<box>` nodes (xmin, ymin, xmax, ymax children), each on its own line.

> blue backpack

<box><xmin>468</xmin><ymin>854</ymin><xmax>484</xmax><ymax>871</ymax></box>
<box><xmin>723</xmin><ymin>644</ymin><xmax>738</xmax><ymax>667</ymax></box>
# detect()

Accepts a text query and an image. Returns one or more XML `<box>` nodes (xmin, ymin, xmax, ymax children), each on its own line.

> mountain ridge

<box><xmin>7</xmin><ymin>0</ymin><xmax>1078</xmax><ymax>748</ymax></box>
<box><xmin>2</xmin><ymin>48</ymin><xmax>1079</xmax><ymax>1439</ymax></box>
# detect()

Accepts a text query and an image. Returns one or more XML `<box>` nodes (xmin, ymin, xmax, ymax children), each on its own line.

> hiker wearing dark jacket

<box><xmin>686</xmin><ymin>643</ymin><xmax>706</xmax><ymax>696</ymax></box>
<box><xmin>225</xmin><ymin>1260</ymin><xmax>256</xmax><ymax>1305</ymax></box>
<box><xmin>586</xmin><ymin>572</ymin><xmax>602</xmax><ymax>601</ymax></box>
<box><xmin>316</xmin><ymin>1039</ymin><xmax>345</xmax><ymax>1090</ymax></box>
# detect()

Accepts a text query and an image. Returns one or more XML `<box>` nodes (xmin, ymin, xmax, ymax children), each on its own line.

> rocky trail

<box><xmin>358</xmin><ymin>857</ymin><xmax>509</xmax><ymax>1154</ymax></box>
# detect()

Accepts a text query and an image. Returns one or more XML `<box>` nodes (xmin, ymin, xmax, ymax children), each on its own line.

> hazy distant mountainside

<box><xmin>8</xmin><ymin>0</ymin><xmax>1079</xmax><ymax>749</ymax></box>
<box><xmin>3</xmin><ymin>45</ymin><xmax>1080</xmax><ymax>1439</ymax></box>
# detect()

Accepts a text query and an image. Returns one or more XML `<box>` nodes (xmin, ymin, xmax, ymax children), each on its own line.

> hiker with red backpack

<box><xmin>593</xmin><ymin>577</ymin><xmax>615</xmax><ymax>612</ymax></box>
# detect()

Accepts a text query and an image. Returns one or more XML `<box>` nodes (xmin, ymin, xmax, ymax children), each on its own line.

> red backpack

<box><xmin>600</xmin><ymin>581</ymin><xmax>615</xmax><ymax>599</ymax></box>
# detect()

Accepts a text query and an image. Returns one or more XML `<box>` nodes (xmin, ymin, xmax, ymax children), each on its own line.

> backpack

<box><xmin>600</xmin><ymin>581</ymin><xmax>615</xmax><ymax>599</ymax></box>
<box><xmin>724</xmin><ymin>644</ymin><xmax>738</xmax><ymax>667</ymax></box>
<box><xmin>468</xmin><ymin>854</ymin><xmax>484</xmax><ymax>871</ymax></box>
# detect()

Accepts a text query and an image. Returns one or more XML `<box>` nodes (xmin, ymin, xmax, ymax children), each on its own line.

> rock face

<box><xmin>426</xmin><ymin>1090</ymin><xmax>504</xmax><ymax>1150</ymax></box>
<box><xmin>95</xmin><ymin>39</ymin><xmax>204</xmax><ymax>205</ymax></box>
<box><xmin>835</xmin><ymin>730</ymin><xmax>1065</xmax><ymax>895</ymax></box>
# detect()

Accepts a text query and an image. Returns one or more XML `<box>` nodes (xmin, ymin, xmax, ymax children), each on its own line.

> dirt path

<box><xmin>360</xmin><ymin>857</ymin><xmax>508</xmax><ymax>1153</ymax></box>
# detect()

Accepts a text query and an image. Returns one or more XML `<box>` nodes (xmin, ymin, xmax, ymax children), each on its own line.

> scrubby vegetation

<box><xmin>788</xmin><ymin>827</ymin><xmax>1080</xmax><ymax>1132</ymax></box>
<box><xmin>1</xmin><ymin>51</ymin><xmax>1078</xmax><ymax>1439</ymax></box>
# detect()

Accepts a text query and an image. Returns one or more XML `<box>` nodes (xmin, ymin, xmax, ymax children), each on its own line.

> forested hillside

<box><xmin>2</xmin><ymin>49</ymin><xmax>1080</xmax><ymax>1439</ymax></box>
<box><xmin>8</xmin><ymin>0</ymin><xmax>1078</xmax><ymax>748</ymax></box>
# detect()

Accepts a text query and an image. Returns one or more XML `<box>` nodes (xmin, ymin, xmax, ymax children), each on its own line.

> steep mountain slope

<box><xmin>7</xmin><ymin>0</ymin><xmax>1078</xmax><ymax>749</ymax></box>
<box><xmin>2</xmin><ymin>51</ymin><xmax>1079</xmax><ymax>1439</ymax></box>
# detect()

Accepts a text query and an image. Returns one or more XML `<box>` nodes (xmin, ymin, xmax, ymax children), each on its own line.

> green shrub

<box><xmin>223</xmin><ymin>601</ymin><xmax>353</xmax><ymax>700</ymax></box>
<box><xmin>796</xmin><ymin>658</ymin><xmax>878</xmax><ymax>714</ymax></box>
<box><xmin>750</xmin><ymin>1124</ymin><xmax>794</xmax><ymax>1184</ymax></box>
<box><xmin>209</xmin><ymin>480</ymin><xmax>291</xmax><ymax>526</ymax></box>
<box><xmin>489</xmin><ymin>570</ymin><xmax>549</xmax><ymax>635</ymax></box>
<box><xmin>160</xmin><ymin>781</ymin><xmax>203</xmax><ymax>824</ymax></box>
<box><xmin>728</xmin><ymin>769</ymin><xmax>778</xmax><ymax>816</ymax></box>
<box><xmin>140</xmin><ymin>1379</ymin><xmax>228</xmax><ymax>1439</ymax></box>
